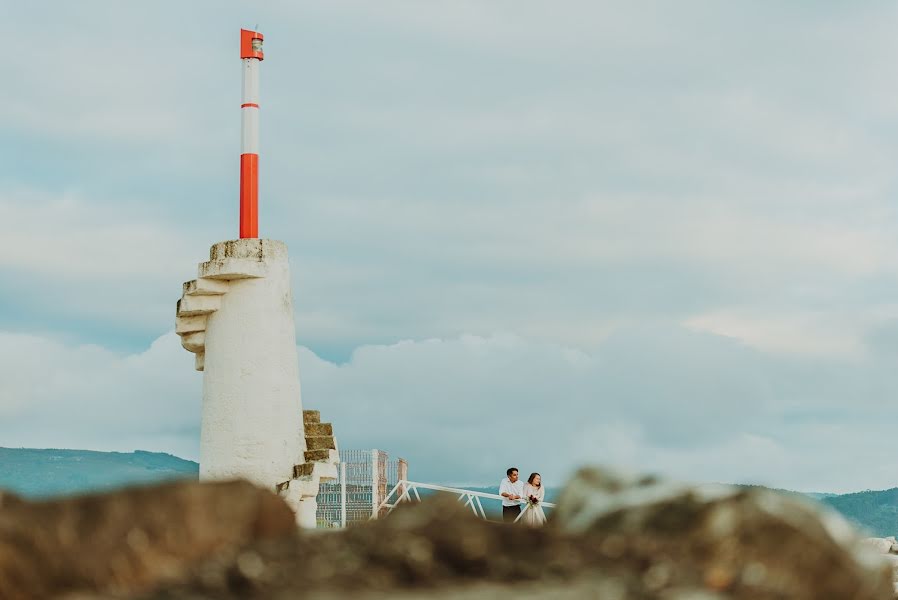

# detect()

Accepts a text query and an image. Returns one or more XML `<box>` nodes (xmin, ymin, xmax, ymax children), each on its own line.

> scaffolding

<box><xmin>316</xmin><ymin>449</ymin><xmax>408</xmax><ymax>528</ymax></box>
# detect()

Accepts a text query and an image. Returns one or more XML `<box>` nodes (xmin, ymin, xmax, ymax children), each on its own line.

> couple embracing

<box><xmin>499</xmin><ymin>467</ymin><xmax>546</xmax><ymax>526</ymax></box>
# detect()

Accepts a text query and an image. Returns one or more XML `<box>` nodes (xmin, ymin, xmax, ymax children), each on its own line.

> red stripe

<box><xmin>239</xmin><ymin>153</ymin><xmax>259</xmax><ymax>239</ymax></box>
<box><xmin>241</xmin><ymin>103</ymin><xmax>259</xmax><ymax>108</ymax></box>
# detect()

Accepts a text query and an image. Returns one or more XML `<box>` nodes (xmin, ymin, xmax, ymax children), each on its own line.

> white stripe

<box><xmin>241</xmin><ymin>108</ymin><xmax>259</xmax><ymax>154</ymax></box>
<box><xmin>242</xmin><ymin>58</ymin><xmax>260</xmax><ymax>105</ymax></box>
<box><xmin>241</xmin><ymin>58</ymin><xmax>260</xmax><ymax>155</ymax></box>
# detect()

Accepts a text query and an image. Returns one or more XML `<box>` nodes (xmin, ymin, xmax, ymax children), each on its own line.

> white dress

<box><xmin>520</xmin><ymin>483</ymin><xmax>546</xmax><ymax>526</ymax></box>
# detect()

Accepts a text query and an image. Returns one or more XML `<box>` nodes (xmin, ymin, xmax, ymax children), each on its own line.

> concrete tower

<box><xmin>176</xmin><ymin>30</ymin><xmax>338</xmax><ymax>528</ymax></box>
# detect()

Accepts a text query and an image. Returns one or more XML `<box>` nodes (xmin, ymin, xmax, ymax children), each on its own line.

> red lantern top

<box><xmin>240</xmin><ymin>29</ymin><xmax>264</xmax><ymax>61</ymax></box>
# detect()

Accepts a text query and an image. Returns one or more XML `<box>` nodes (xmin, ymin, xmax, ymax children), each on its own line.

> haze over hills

<box><xmin>0</xmin><ymin>448</ymin><xmax>197</xmax><ymax>498</ymax></box>
<box><xmin>1</xmin><ymin>448</ymin><xmax>895</xmax><ymax>536</ymax></box>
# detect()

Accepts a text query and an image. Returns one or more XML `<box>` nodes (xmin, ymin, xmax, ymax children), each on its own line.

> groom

<box><xmin>499</xmin><ymin>467</ymin><xmax>524</xmax><ymax>523</ymax></box>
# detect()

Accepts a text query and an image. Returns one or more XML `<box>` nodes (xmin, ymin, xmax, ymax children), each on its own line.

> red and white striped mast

<box><xmin>239</xmin><ymin>28</ymin><xmax>264</xmax><ymax>239</ymax></box>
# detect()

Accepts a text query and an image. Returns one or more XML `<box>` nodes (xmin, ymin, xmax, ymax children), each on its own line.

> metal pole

<box><xmin>239</xmin><ymin>29</ymin><xmax>263</xmax><ymax>238</ymax></box>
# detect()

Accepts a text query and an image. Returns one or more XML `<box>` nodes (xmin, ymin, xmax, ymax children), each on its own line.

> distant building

<box><xmin>316</xmin><ymin>449</ymin><xmax>408</xmax><ymax>527</ymax></box>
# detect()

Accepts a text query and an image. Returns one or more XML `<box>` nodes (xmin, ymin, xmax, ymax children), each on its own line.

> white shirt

<box><xmin>499</xmin><ymin>477</ymin><xmax>524</xmax><ymax>507</ymax></box>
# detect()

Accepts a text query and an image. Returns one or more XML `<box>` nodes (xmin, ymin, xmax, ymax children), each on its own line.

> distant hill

<box><xmin>821</xmin><ymin>488</ymin><xmax>898</xmax><ymax>537</ymax></box>
<box><xmin>0</xmin><ymin>448</ymin><xmax>198</xmax><ymax>498</ymax></box>
<box><xmin>2</xmin><ymin>448</ymin><xmax>898</xmax><ymax>536</ymax></box>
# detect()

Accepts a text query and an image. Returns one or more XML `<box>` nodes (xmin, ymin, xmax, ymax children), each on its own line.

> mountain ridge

<box><xmin>2</xmin><ymin>448</ymin><xmax>895</xmax><ymax>536</ymax></box>
<box><xmin>0</xmin><ymin>447</ymin><xmax>198</xmax><ymax>498</ymax></box>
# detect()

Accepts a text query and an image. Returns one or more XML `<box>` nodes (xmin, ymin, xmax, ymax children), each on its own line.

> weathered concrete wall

<box><xmin>201</xmin><ymin>239</ymin><xmax>304</xmax><ymax>490</ymax></box>
<box><xmin>177</xmin><ymin>239</ymin><xmax>341</xmax><ymax>528</ymax></box>
<box><xmin>178</xmin><ymin>239</ymin><xmax>305</xmax><ymax>492</ymax></box>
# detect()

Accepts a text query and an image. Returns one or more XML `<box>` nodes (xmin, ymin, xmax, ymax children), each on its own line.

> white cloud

<box><xmin>4</xmin><ymin>2</ymin><xmax>898</xmax><ymax>360</ymax></box>
<box><xmin>1</xmin><ymin>324</ymin><xmax>896</xmax><ymax>494</ymax></box>
<box><xmin>299</xmin><ymin>328</ymin><xmax>898</xmax><ymax>493</ymax></box>
<box><xmin>4</xmin><ymin>1</ymin><xmax>898</xmax><ymax>496</ymax></box>
<box><xmin>684</xmin><ymin>305</ymin><xmax>898</xmax><ymax>360</ymax></box>
<box><xmin>0</xmin><ymin>188</ymin><xmax>199</xmax><ymax>279</ymax></box>
<box><xmin>684</xmin><ymin>310</ymin><xmax>864</xmax><ymax>359</ymax></box>
<box><xmin>0</xmin><ymin>332</ymin><xmax>201</xmax><ymax>459</ymax></box>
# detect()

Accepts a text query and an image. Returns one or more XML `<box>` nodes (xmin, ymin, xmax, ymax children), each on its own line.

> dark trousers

<box><xmin>503</xmin><ymin>505</ymin><xmax>521</xmax><ymax>523</ymax></box>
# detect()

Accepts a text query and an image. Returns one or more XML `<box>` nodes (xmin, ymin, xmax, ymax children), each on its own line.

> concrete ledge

<box><xmin>195</xmin><ymin>352</ymin><xmax>205</xmax><ymax>372</ymax></box>
<box><xmin>199</xmin><ymin>258</ymin><xmax>268</xmax><ymax>280</ymax></box>
<box><xmin>176</xmin><ymin>314</ymin><xmax>207</xmax><ymax>335</ymax></box>
<box><xmin>177</xmin><ymin>295</ymin><xmax>221</xmax><ymax>317</ymax></box>
<box><xmin>314</xmin><ymin>462</ymin><xmax>339</xmax><ymax>482</ymax></box>
<box><xmin>281</xmin><ymin>477</ymin><xmax>319</xmax><ymax>499</ymax></box>
<box><xmin>183</xmin><ymin>278</ymin><xmax>229</xmax><ymax>296</ymax></box>
<box><xmin>181</xmin><ymin>331</ymin><xmax>205</xmax><ymax>354</ymax></box>
<box><xmin>209</xmin><ymin>238</ymin><xmax>289</xmax><ymax>261</ymax></box>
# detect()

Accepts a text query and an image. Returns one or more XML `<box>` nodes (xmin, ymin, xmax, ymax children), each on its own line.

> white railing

<box><xmin>373</xmin><ymin>479</ymin><xmax>555</xmax><ymax>523</ymax></box>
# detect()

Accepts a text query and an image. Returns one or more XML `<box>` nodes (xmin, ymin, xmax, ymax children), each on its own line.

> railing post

<box><xmin>371</xmin><ymin>449</ymin><xmax>379</xmax><ymax>519</ymax></box>
<box><xmin>398</xmin><ymin>458</ymin><xmax>408</xmax><ymax>503</ymax></box>
<box><xmin>340</xmin><ymin>461</ymin><xmax>347</xmax><ymax>528</ymax></box>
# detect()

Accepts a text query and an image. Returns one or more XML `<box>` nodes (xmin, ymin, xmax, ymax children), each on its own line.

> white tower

<box><xmin>176</xmin><ymin>30</ymin><xmax>337</xmax><ymax>528</ymax></box>
<box><xmin>189</xmin><ymin>239</ymin><xmax>303</xmax><ymax>488</ymax></box>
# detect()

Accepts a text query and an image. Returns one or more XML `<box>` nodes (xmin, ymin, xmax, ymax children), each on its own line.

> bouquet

<box><xmin>527</xmin><ymin>495</ymin><xmax>540</xmax><ymax>507</ymax></box>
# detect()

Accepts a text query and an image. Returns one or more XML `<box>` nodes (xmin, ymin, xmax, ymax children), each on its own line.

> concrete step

<box><xmin>304</xmin><ymin>448</ymin><xmax>337</xmax><ymax>463</ymax></box>
<box><xmin>199</xmin><ymin>258</ymin><xmax>266</xmax><ymax>280</ymax></box>
<box><xmin>175</xmin><ymin>314</ymin><xmax>207</xmax><ymax>335</ymax></box>
<box><xmin>293</xmin><ymin>461</ymin><xmax>339</xmax><ymax>482</ymax></box>
<box><xmin>293</xmin><ymin>463</ymin><xmax>314</xmax><ymax>478</ymax></box>
<box><xmin>302</xmin><ymin>410</ymin><xmax>320</xmax><ymax>424</ymax></box>
<box><xmin>279</xmin><ymin>476</ymin><xmax>319</xmax><ymax>499</ymax></box>
<box><xmin>315</xmin><ymin>462</ymin><xmax>339</xmax><ymax>482</ymax></box>
<box><xmin>183</xmin><ymin>277</ymin><xmax>229</xmax><ymax>296</ymax></box>
<box><xmin>176</xmin><ymin>294</ymin><xmax>221</xmax><ymax>317</ymax></box>
<box><xmin>305</xmin><ymin>435</ymin><xmax>336</xmax><ymax>451</ymax></box>
<box><xmin>304</xmin><ymin>422</ymin><xmax>333</xmax><ymax>437</ymax></box>
<box><xmin>180</xmin><ymin>331</ymin><xmax>205</xmax><ymax>354</ymax></box>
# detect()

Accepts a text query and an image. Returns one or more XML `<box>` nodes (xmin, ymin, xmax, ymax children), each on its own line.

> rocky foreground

<box><xmin>0</xmin><ymin>467</ymin><xmax>894</xmax><ymax>599</ymax></box>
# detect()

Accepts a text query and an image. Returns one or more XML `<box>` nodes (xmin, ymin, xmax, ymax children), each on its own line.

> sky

<box><xmin>2</xmin><ymin>1</ymin><xmax>898</xmax><ymax>493</ymax></box>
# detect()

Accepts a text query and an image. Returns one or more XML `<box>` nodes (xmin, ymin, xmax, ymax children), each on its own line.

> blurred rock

<box><xmin>0</xmin><ymin>490</ymin><xmax>23</xmax><ymax>510</ymax></box>
<box><xmin>0</xmin><ymin>480</ymin><xmax>295</xmax><ymax>598</ymax></box>
<box><xmin>864</xmin><ymin>538</ymin><xmax>895</xmax><ymax>555</ymax></box>
<box><xmin>553</xmin><ymin>467</ymin><xmax>893</xmax><ymax>599</ymax></box>
<box><xmin>862</xmin><ymin>538</ymin><xmax>898</xmax><ymax>593</ymax></box>
<box><xmin>2</xmin><ymin>468</ymin><xmax>894</xmax><ymax>599</ymax></box>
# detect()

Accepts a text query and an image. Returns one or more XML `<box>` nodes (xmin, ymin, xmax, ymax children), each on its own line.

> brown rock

<box><xmin>3</xmin><ymin>468</ymin><xmax>893</xmax><ymax>600</ymax></box>
<box><xmin>130</xmin><ymin>468</ymin><xmax>893</xmax><ymax>599</ymax></box>
<box><xmin>0</xmin><ymin>479</ymin><xmax>295</xmax><ymax>599</ymax></box>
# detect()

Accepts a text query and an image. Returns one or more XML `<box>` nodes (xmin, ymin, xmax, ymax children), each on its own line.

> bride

<box><xmin>520</xmin><ymin>472</ymin><xmax>546</xmax><ymax>526</ymax></box>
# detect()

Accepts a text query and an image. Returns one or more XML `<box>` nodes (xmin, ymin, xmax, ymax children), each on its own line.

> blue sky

<box><xmin>2</xmin><ymin>1</ymin><xmax>898</xmax><ymax>492</ymax></box>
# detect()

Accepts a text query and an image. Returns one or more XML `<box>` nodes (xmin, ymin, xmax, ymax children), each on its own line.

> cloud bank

<box><xmin>2</xmin><ymin>2</ymin><xmax>898</xmax><ymax>493</ymax></box>
<box><xmin>3</xmin><ymin>327</ymin><xmax>897</xmax><ymax>493</ymax></box>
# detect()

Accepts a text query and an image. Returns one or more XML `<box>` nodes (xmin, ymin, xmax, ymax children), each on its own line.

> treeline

<box><xmin>822</xmin><ymin>488</ymin><xmax>898</xmax><ymax>537</ymax></box>
<box><xmin>0</xmin><ymin>448</ymin><xmax>198</xmax><ymax>498</ymax></box>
